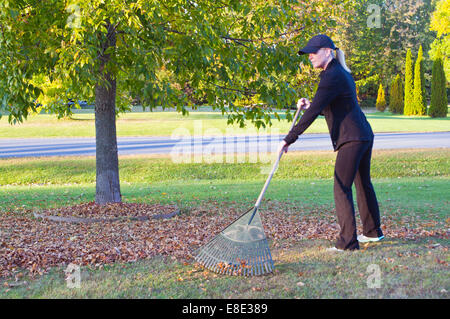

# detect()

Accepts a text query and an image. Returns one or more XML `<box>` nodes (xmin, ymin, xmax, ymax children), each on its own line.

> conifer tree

<box><xmin>413</xmin><ymin>45</ymin><xmax>427</xmax><ymax>115</ymax></box>
<box><xmin>376</xmin><ymin>83</ymin><xmax>387</xmax><ymax>111</ymax></box>
<box><xmin>429</xmin><ymin>50</ymin><xmax>448</xmax><ymax>118</ymax></box>
<box><xmin>390</xmin><ymin>75</ymin><xmax>404</xmax><ymax>114</ymax></box>
<box><xmin>404</xmin><ymin>49</ymin><xmax>414</xmax><ymax>115</ymax></box>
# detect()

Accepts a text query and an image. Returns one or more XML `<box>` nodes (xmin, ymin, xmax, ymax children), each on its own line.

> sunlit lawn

<box><xmin>1</xmin><ymin>108</ymin><xmax>449</xmax><ymax>138</ymax></box>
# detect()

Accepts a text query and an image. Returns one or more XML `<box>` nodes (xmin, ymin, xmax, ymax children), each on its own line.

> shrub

<box><xmin>355</xmin><ymin>74</ymin><xmax>379</xmax><ymax>100</ymax></box>
<box><xmin>376</xmin><ymin>83</ymin><xmax>387</xmax><ymax>111</ymax></box>
<box><xmin>359</xmin><ymin>97</ymin><xmax>376</xmax><ymax>109</ymax></box>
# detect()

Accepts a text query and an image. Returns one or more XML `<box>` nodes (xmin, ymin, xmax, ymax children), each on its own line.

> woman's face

<box><xmin>308</xmin><ymin>48</ymin><xmax>332</xmax><ymax>69</ymax></box>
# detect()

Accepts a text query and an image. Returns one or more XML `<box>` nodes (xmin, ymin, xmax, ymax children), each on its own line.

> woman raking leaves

<box><xmin>278</xmin><ymin>34</ymin><xmax>385</xmax><ymax>251</ymax></box>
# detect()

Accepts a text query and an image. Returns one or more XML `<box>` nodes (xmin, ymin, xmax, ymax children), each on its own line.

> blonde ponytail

<box><xmin>334</xmin><ymin>48</ymin><xmax>351</xmax><ymax>73</ymax></box>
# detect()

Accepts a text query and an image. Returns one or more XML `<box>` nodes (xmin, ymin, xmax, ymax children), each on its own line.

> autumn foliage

<box><xmin>1</xmin><ymin>202</ymin><xmax>447</xmax><ymax>279</ymax></box>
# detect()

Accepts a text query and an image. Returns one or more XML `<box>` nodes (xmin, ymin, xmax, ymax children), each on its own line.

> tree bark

<box><xmin>95</xmin><ymin>21</ymin><xmax>121</xmax><ymax>204</ymax></box>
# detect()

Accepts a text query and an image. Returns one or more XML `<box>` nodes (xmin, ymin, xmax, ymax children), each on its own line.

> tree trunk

<box><xmin>95</xmin><ymin>22</ymin><xmax>121</xmax><ymax>204</ymax></box>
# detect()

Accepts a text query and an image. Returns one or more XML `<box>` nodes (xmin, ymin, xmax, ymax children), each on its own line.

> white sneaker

<box><xmin>357</xmin><ymin>235</ymin><xmax>385</xmax><ymax>243</ymax></box>
<box><xmin>326</xmin><ymin>247</ymin><xmax>344</xmax><ymax>252</ymax></box>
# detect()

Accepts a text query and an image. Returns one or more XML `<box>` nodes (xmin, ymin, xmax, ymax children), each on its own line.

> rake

<box><xmin>194</xmin><ymin>107</ymin><xmax>303</xmax><ymax>276</ymax></box>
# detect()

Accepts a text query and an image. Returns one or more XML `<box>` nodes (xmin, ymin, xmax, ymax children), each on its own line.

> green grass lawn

<box><xmin>1</xmin><ymin>176</ymin><xmax>448</xmax><ymax>219</ymax></box>
<box><xmin>0</xmin><ymin>110</ymin><xmax>449</xmax><ymax>138</ymax></box>
<box><xmin>0</xmin><ymin>148</ymin><xmax>448</xmax><ymax>216</ymax></box>
<box><xmin>0</xmin><ymin>149</ymin><xmax>449</xmax><ymax>298</ymax></box>
<box><xmin>1</xmin><ymin>148</ymin><xmax>448</xmax><ymax>185</ymax></box>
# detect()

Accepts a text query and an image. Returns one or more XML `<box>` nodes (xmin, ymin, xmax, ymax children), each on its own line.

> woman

<box><xmin>278</xmin><ymin>34</ymin><xmax>384</xmax><ymax>251</ymax></box>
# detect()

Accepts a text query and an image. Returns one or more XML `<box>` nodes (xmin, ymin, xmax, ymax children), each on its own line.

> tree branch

<box><xmin>163</xmin><ymin>26</ymin><xmax>306</xmax><ymax>44</ymax></box>
<box><xmin>215</xmin><ymin>84</ymin><xmax>257</xmax><ymax>95</ymax></box>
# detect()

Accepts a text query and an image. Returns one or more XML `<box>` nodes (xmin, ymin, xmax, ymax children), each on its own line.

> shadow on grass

<box><xmin>366</xmin><ymin>114</ymin><xmax>450</xmax><ymax>120</ymax></box>
<box><xmin>66</xmin><ymin>117</ymin><xmax>94</xmax><ymax>121</ymax></box>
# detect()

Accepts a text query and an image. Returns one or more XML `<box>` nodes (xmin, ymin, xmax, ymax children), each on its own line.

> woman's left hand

<box><xmin>297</xmin><ymin>98</ymin><xmax>311</xmax><ymax>110</ymax></box>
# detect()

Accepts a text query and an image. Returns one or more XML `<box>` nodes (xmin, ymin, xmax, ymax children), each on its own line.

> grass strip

<box><xmin>1</xmin><ymin>111</ymin><xmax>449</xmax><ymax>138</ymax></box>
<box><xmin>0</xmin><ymin>149</ymin><xmax>448</xmax><ymax>185</ymax></box>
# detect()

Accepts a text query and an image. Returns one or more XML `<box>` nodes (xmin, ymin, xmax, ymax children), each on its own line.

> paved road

<box><xmin>0</xmin><ymin>132</ymin><xmax>449</xmax><ymax>158</ymax></box>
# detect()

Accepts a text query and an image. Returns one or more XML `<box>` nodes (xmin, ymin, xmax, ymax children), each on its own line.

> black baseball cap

<box><xmin>298</xmin><ymin>34</ymin><xmax>337</xmax><ymax>55</ymax></box>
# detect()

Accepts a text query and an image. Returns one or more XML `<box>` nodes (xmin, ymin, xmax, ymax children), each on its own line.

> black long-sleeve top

<box><xmin>283</xmin><ymin>58</ymin><xmax>374</xmax><ymax>151</ymax></box>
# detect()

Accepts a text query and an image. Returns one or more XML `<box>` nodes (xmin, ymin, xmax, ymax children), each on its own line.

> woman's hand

<box><xmin>297</xmin><ymin>98</ymin><xmax>311</xmax><ymax>110</ymax></box>
<box><xmin>277</xmin><ymin>140</ymin><xmax>289</xmax><ymax>154</ymax></box>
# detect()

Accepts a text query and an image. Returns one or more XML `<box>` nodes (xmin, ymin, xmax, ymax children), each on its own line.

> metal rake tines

<box><xmin>195</xmin><ymin>233</ymin><xmax>274</xmax><ymax>276</ymax></box>
<box><xmin>194</xmin><ymin>208</ymin><xmax>274</xmax><ymax>276</ymax></box>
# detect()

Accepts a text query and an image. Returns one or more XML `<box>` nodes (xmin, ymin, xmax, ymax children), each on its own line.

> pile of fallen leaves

<box><xmin>0</xmin><ymin>202</ymin><xmax>448</xmax><ymax>279</ymax></box>
<box><xmin>35</xmin><ymin>202</ymin><xmax>179</xmax><ymax>220</ymax></box>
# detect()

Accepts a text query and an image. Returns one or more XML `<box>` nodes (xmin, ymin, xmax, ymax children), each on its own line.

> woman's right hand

<box><xmin>297</xmin><ymin>98</ymin><xmax>311</xmax><ymax>110</ymax></box>
<box><xmin>277</xmin><ymin>140</ymin><xmax>289</xmax><ymax>154</ymax></box>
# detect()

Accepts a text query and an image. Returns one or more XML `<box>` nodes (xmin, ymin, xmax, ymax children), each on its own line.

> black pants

<box><xmin>334</xmin><ymin>140</ymin><xmax>383</xmax><ymax>250</ymax></box>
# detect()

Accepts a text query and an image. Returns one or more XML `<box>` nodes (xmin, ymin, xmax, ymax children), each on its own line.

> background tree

<box><xmin>413</xmin><ymin>45</ymin><xmax>427</xmax><ymax>115</ymax></box>
<box><xmin>376</xmin><ymin>83</ymin><xmax>386</xmax><ymax>111</ymax></box>
<box><xmin>404</xmin><ymin>49</ymin><xmax>414</xmax><ymax>115</ymax></box>
<box><xmin>429</xmin><ymin>0</ymin><xmax>449</xmax><ymax>85</ymax></box>
<box><xmin>429</xmin><ymin>49</ymin><xmax>448</xmax><ymax>117</ymax></box>
<box><xmin>333</xmin><ymin>0</ymin><xmax>435</xmax><ymax>106</ymax></box>
<box><xmin>0</xmin><ymin>0</ymin><xmax>343</xmax><ymax>204</ymax></box>
<box><xmin>332</xmin><ymin>0</ymin><xmax>385</xmax><ymax>80</ymax></box>
<box><xmin>383</xmin><ymin>0</ymin><xmax>435</xmax><ymax>75</ymax></box>
<box><xmin>389</xmin><ymin>74</ymin><xmax>404</xmax><ymax>114</ymax></box>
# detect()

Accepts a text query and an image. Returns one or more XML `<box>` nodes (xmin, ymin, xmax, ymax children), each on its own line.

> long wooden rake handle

<box><xmin>248</xmin><ymin>106</ymin><xmax>303</xmax><ymax>224</ymax></box>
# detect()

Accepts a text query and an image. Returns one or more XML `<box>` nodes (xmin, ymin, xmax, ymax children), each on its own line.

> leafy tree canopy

<box><xmin>429</xmin><ymin>0</ymin><xmax>449</xmax><ymax>84</ymax></box>
<box><xmin>0</xmin><ymin>0</ymin><xmax>347</xmax><ymax>128</ymax></box>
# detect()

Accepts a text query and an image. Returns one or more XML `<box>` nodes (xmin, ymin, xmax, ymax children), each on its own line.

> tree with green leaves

<box><xmin>429</xmin><ymin>0</ymin><xmax>449</xmax><ymax>84</ymax></box>
<box><xmin>412</xmin><ymin>45</ymin><xmax>427</xmax><ymax>115</ymax></box>
<box><xmin>429</xmin><ymin>49</ymin><xmax>448</xmax><ymax>118</ymax></box>
<box><xmin>404</xmin><ymin>49</ymin><xmax>414</xmax><ymax>115</ymax></box>
<box><xmin>389</xmin><ymin>74</ymin><xmax>404</xmax><ymax>114</ymax></box>
<box><xmin>0</xmin><ymin>0</ymin><xmax>342</xmax><ymax>204</ymax></box>
<box><xmin>375</xmin><ymin>83</ymin><xmax>386</xmax><ymax>112</ymax></box>
<box><xmin>334</xmin><ymin>0</ymin><xmax>435</xmax><ymax>83</ymax></box>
